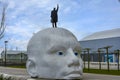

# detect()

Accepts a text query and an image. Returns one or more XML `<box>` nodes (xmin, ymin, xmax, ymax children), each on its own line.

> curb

<box><xmin>0</xmin><ymin>73</ymin><xmax>28</xmax><ymax>80</ymax></box>
<box><xmin>0</xmin><ymin>73</ymin><xmax>46</xmax><ymax>80</ymax></box>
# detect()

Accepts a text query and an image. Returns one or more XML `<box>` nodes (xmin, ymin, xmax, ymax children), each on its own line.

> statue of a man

<box><xmin>51</xmin><ymin>4</ymin><xmax>59</xmax><ymax>28</ymax></box>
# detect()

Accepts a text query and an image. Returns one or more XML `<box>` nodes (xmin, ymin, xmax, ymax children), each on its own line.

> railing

<box><xmin>84</xmin><ymin>62</ymin><xmax>120</xmax><ymax>70</ymax></box>
<box><xmin>0</xmin><ymin>59</ymin><xmax>27</xmax><ymax>66</ymax></box>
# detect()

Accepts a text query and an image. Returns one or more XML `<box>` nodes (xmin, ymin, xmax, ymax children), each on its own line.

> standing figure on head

<box><xmin>51</xmin><ymin>4</ymin><xmax>59</xmax><ymax>28</ymax></box>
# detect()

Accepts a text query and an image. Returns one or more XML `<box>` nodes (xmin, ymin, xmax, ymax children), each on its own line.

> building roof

<box><xmin>81</xmin><ymin>28</ymin><xmax>120</xmax><ymax>41</ymax></box>
<box><xmin>1</xmin><ymin>50</ymin><xmax>26</xmax><ymax>55</ymax></box>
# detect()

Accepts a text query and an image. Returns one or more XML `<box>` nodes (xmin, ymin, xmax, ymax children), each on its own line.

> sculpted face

<box><xmin>27</xmin><ymin>28</ymin><xmax>83</xmax><ymax>79</ymax></box>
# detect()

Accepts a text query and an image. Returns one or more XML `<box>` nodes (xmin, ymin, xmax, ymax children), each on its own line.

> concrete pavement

<box><xmin>83</xmin><ymin>73</ymin><xmax>120</xmax><ymax>80</ymax></box>
<box><xmin>0</xmin><ymin>67</ymin><xmax>120</xmax><ymax>80</ymax></box>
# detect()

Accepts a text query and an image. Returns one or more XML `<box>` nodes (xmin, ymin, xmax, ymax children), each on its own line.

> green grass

<box><xmin>5</xmin><ymin>65</ymin><xmax>120</xmax><ymax>76</ymax></box>
<box><xmin>83</xmin><ymin>68</ymin><xmax>120</xmax><ymax>76</ymax></box>
<box><xmin>8</xmin><ymin>65</ymin><xmax>26</xmax><ymax>68</ymax></box>
<box><xmin>6</xmin><ymin>64</ymin><xmax>26</xmax><ymax>68</ymax></box>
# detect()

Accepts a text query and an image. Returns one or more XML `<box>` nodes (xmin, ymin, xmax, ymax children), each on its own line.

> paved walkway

<box><xmin>0</xmin><ymin>67</ymin><xmax>28</xmax><ymax>76</ymax></box>
<box><xmin>0</xmin><ymin>67</ymin><xmax>120</xmax><ymax>80</ymax></box>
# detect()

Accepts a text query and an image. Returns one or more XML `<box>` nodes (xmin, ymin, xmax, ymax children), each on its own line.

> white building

<box><xmin>1</xmin><ymin>50</ymin><xmax>27</xmax><ymax>63</ymax></box>
<box><xmin>80</xmin><ymin>28</ymin><xmax>120</xmax><ymax>63</ymax></box>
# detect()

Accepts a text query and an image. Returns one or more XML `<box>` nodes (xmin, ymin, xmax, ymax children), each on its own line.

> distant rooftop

<box><xmin>81</xmin><ymin>28</ymin><xmax>120</xmax><ymax>41</ymax></box>
<box><xmin>1</xmin><ymin>50</ymin><xmax>26</xmax><ymax>54</ymax></box>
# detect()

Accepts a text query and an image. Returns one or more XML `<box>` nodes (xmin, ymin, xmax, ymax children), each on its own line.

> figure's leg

<box><xmin>52</xmin><ymin>23</ymin><xmax>54</xmax><ymax>28</ymax></box>
<box><xmin>55</xmin><ymin>22</ymin><xmax>57</xmax><ymax>28</ymax></box>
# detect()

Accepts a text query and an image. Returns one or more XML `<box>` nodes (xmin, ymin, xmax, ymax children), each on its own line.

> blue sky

<box><xmin>0</xmin><ymin>0</ymin><xmax>120</xmax><ymax>51</ymax></box>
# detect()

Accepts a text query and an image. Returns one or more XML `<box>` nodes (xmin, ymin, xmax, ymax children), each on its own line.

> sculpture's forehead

<box><xmin>33</xmin><ymin>28</ymin><xmax>77</xmax><ymax>40</ymax></box>
<box><xmin>28</xmin><ymin>28</ymin><xmax>80</xmax><ymax>51</ymax></box>
<box><xmin>49</xmin><ymin>36</ymin><xmax>80</xmax><ymax>49</ymax></box>
<box><xmin>48</xmin><ymin>42</ymin><xmax>80</xmax><ymax>54</ymax></box>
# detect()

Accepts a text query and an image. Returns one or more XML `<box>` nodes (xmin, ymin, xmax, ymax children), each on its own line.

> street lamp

<box><xmin>4</xmin><ymin>40</ymin><xmax>8</xmax><ymax>66</ymax></box>
<box><xmin>21</xmin><ymin>52</ymin><xmax>24</xmax><ymax>63</ymax></box>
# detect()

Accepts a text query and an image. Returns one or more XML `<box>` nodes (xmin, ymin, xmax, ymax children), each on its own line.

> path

<box><xmin>0</xmin><ymin>67</ymin><xmax>120</xmax><ymax>80</ymax></box>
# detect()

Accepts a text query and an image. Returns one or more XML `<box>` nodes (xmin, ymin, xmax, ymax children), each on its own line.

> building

<box><xmin>79</xmin><ymin>28</ymin><xmax>120</xmax><ymax>63</ymax></box>
<box><xmin>1</xmin><ymin>50</ymin><xmax>27</xmax><ymax>63</ymax></box>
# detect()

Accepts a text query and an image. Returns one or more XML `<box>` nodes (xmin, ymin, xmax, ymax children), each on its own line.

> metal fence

<box><xmin>81</xmin><ymin>52</ymin><xmax>120</xmax><ymax>71</ymax></box>
<box><xmin>0</xmin><ymin>59</ymin><xmax>27</xmax><ymax>66</ymax></box>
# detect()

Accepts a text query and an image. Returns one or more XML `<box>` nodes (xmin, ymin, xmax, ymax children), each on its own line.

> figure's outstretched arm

<box><xmin>56</xmin><ymin>4</ymin><xmax>59</xmax><ymax>11</ymax></box>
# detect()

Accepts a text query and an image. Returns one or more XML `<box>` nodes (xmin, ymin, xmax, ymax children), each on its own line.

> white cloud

<box><xmin>0</xmin><ymin>0</ymin><xmax>120</xmax><ymax>51</ymax></box>
<box><xmin>7</xmin><ymin>0</ymin><xmax>15</xmax><ymax>9</ymax></box>
<box><xmin>6</xmin><ymin>38</ymin><xmax>28</xmax><ymax>50</ymax></box>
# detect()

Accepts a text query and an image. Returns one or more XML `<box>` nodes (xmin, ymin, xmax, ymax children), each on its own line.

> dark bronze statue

<box><xmin>51</xmin><ymin>4</ymin><xmax>59</xmax><ymax>28</ymax></box>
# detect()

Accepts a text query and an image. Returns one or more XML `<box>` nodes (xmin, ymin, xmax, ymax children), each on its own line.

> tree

<box><xmin>102</xmin><ymin>46</ymin><xmax>112</xmax><ymax>71</ymax></box>
<box><xmin>0</xmin><ymin>1</ymin><xmax>7</xmax><ymax>39</ymax></box>
<box><xmin>84</xmin><ymin>48</ymin><xmax>91</xmax><ymax>71</ymax></box>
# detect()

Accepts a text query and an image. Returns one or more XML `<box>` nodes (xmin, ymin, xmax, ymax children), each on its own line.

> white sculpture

<box><xmin>26</xmin><ymin>28</ymin><xmax>83</xmax><ymax>79</ymax></box>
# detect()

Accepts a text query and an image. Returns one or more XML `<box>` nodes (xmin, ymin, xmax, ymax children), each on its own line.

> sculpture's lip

<box><xmin>68</xmin><ymin>71</ymin><xmax>81</xmax><ymax>75</ymax></box>
<box><xmin>64</xmin><ymin>70</ymin><xmax>82</xmax><ymax>79</ymax></box>
<box><xmin>64</xmin><ymin>73</ymin><xmax>82</xmax><ymax>79</ymax></box>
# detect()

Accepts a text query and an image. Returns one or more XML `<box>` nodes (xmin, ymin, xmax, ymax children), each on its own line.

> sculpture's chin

<box><xmin>63</xmin><ymin>74</ymin><xmax>82</xmax><ymax>79</ymax></box>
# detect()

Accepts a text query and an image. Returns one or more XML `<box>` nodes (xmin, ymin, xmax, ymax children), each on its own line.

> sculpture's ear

<box><xmin>26</xmin><ymin>59</ymin><xmax>38</xmax><ymax>78</ymax></box>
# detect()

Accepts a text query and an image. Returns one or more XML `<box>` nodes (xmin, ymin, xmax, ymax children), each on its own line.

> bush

<box><xmin>0</xmin><ymin>74</ymin><xmax>3</xmax><ymax>80</ymax></box>
<box><xmin>0</xmin><ymin>74</ymin><xmax>15</xmax><ymax>80</ymax></box>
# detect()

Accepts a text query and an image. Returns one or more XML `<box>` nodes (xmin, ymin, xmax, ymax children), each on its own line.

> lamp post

<box><xmin>21</xmin><ymin>52</ymin><xmax>24</xmax><ymax>63</ymax></box>
<box><xmin>4</xmin><ymin>40</ymin><xmax>8</xmax><ymax>66</ymax></box>
<box><xmin>102</xmin><ymin>46</ymin><xmax>112</xmax><ymax>71</ymax></box>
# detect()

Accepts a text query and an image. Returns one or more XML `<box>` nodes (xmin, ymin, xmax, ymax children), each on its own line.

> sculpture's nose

<box><xmin>67</xmin><ymin>48</ymin><xmax>80</xmax><ymax>68</ymax></box>
<box><xmin>68</xmin><ymin>58</ymin><xmax>80</xmax><ymax>68</ymax></box>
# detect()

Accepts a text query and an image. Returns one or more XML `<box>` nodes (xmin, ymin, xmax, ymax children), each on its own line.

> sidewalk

<box><xmin>0</xmin><ymin>67</ymin><xmax>120</xmax><ymax>80</ymax></box>
<box><xmin>83</xmin><ymin>73</ymin><xmax>120</xmax><ymax>80</ymax></box>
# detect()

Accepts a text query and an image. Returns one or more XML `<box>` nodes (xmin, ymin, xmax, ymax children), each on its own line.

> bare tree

<box><xmin>0</xmin><ymin>1</ymin><xmax>7</xmax><ymax>39</ymax></box>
